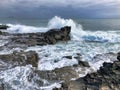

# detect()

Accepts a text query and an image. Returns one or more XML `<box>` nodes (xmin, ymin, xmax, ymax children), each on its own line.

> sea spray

<box><xmin>6</xmin><ymin>16</ymin><xmax>120</xmax><ymax>43</ymax></box>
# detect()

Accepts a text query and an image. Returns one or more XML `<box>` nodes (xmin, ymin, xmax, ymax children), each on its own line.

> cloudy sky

<box><xmin>0</xmin><ymin>0</ymin><xmax>120</xmax><ymax>18</ymax></box>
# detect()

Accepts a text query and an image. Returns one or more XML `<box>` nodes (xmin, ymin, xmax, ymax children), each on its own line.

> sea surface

<box><xmin>1</xmin><ymin>17</ymin><xmax>120</xmax><ymax>30</ymax></box>
<box><xmin>0</xmin><ymin>16</ymin><xmax>120</xmax><ymax>90</ymax></box>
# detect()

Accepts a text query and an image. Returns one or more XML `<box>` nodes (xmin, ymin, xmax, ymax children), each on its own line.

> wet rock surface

<box><xmin>117</xmin><ymin>52</ymin><xmax>120</xmax><ymax>61</ymax></box>
<box><xmin>0</xmin><ymin>26</ymin><xmax>71</xmax><ymax>48</ymax></box>
<box><xmin>0</xmin><ymin>84</ymin><xmax>4</xmax><ymax>90</ymax></box>
<box><xmin>0</xmin><ymin>51</ymin><xmax>38</xmax><ymax>71</ymax></box>
<box><xmin>35</xmin><ymin>66</ymin><xmax>79</xmax><ymax>83</ymax></box>
<box><xmin>54</xmin><ymin>54</ymin><xmax>120</xmax><ymax>90</ymax></box>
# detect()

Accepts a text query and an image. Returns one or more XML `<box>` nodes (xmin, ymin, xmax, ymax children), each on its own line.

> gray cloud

<box><xmin>0</xmin><ymin>0</ymin><xmax>120</xmax><ymax>18</ymax></box>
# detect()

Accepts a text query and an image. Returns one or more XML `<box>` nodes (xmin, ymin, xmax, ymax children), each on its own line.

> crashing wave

<box><xmin>5</xmin><ymin>16</ymin><xmax>120</xmax><ymax>43</ymax></box>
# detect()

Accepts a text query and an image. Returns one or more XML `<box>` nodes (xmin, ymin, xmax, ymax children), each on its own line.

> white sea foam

<box><xmin>0</xmin><ymin>65</ymin><xmax>36</xmax><ymax>90</ymax></box>
<box><xmin>7</xmin><ymin>24</ymin><xmax>48</xmax><ymax>33</ymax></box>
<box><xmin>25</xmin><ymin>41</ymin><xmax>120</xmax><ymax>71</ymax></box>
<box><xmin>0</xmin><ymin>65</ymin><xmax>62</xmax><ymax>90</ymax></box>
<box><xmin>26</xmin><ymin>45</ymin><xmax>78</xmax><ymax>70</ymax></box>
<box><xmin>0</xmin><ymin>48</ymin><xmax>23</xmax><ymax>55</ymax></box>
<box><xmin>0</xmin><ymin>40</ymin><xmax>9</xmax><ymax>47</ymax></box>
<box><xmin>40</xmin><ymin>83</ymin><xmax>61</xmax><ymax>90</ymax></box>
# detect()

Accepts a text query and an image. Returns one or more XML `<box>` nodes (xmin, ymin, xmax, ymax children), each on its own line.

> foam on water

<box><xmin>26</xmin><ymin>45</ymin><xmax>78</xmax><ymax>70</ymax></box>
<box><xmin>0</xmin><ymin>65</ymin><xmax>36</xmax><ymax>90</ymax></box>
<box><xmin>25</xmin><ymin>41</ymin><xmax>120</xmax><ymax>71</ymax></box>
<box><xmin>7</xmin><ymin>24</ymin><xmax>48</xmax><ymax>33</ymax></box>
<box><xmin>0</xmin><ymin>48</ymin><xmax>23</xmax><ymax>55</ymax></box>
<box><xmin>0</xmin><ymin>40</ymin><xmax>9</xmax><ymax>47</ymax></box>
<box><xmin>0</xmin><ymin>65</ymin><xmax>61</xmax><ymax>90</ymax></box>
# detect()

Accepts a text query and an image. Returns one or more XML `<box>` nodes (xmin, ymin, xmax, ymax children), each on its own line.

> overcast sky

<box><xmin>0</xmin><ymin>0</ymin><xmax>120</xmax><ymax>18</ymax></box>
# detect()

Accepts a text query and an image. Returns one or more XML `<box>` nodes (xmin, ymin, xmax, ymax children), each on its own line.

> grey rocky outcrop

<box><xmin>0</xmin><ymin>51</ymin><xmax>38</xmax><ymax>71</ymax></box>
<box><xmin>54</xmin><ymin>53</ymin><xmax>120</xmax><ymax>90</ymax></box>
<box><xmin>0</xmin><ymin>26</ymin><xmax>71</xmax><ymax>48</ymax></box>
<box><xmin>117</xmin><ymin>52</ymin><xmax>120</xmax><ymax>61</ymax></box>
<box><xmin>35</xmin><ymin>66</ymin><xmax>79</xmax><ymax>83</ymax></box>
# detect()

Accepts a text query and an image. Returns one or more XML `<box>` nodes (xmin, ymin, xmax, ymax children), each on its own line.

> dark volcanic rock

<box><xmin>67</xmin><ymin>61</ymin><xmax>120</xmax><ymax>90</ymax></box>
<box><xmin>0</xmin><ymin>31</ymin><xmax>2</xmax><ymax>34</ymax></box>
<box><xmin>54</xmin><ymin>53</ymin><xmax>120</xmax><ymax>90</ymax></box>
<box><xmin>35</xmin><ymin>66</ymin><xmax>79</xmax><ymax>83</ymax></box>
<box><xmin>74</xmin><ymin>53</ymin><xmax>90</xmax><ymax>67</ymax></box>
<box><xmin>0</xmin><ymin>25</ymin><xmax>9</xmax><ymax>29</ymax></box>
<box><xmin>78</xmin><ymin>60</ymin><xmax>90</xmax><ymax>67</ymax></box>
<box><xmin>117</xmin><ymin>52</ymin><xmax>120</xmax><ymax>61</ymax></box>
<box><xmin>44</xmin><ymin>26</ymin><xmax>71</xmax><ymax>44</ymax></box>
<box><xmin>0</xmin><ymin>51</ymin><xmax>38</xmax><ymax>71</ymax></box>
<box><xmin>6</xmin><ymin>26</ymin><xmax>71</xmax><ymax>47</ymax></box>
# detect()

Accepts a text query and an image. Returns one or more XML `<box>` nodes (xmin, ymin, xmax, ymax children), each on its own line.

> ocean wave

<box><xmin>5</xmin><ymin>16</ymin><xmax>120</xmax><ymax>43</ymax></box>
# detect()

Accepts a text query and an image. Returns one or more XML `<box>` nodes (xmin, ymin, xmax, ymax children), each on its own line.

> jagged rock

<box><xmin>117</xmin><ymin>52</ymin><xmax>120</xmax><ymax>61</ymax></box>
<box><xmin>67</xmin><ymin>60</ymin><xmax>120</xmax><ymax>90</ymax></box>
<box><xmin>44</xmin><ymin>26</ymin><xmax>71</xmax><ymax>44</ymax></box>
<box><xmin>74</xmin><ymin>53</ymin><xmax>90</xmax><ymax>67</ymax></box>
<box><xmin>2</xmin><ymin>26</ymin><xmax>71</xmax><ymax>47</ymax></box>
<box><xmin>0</xmin><ymin>25</ymin><xmax>9</xmax><ymax>29</ymax></box>
<box><xmin>53</xmin><ymin>53</ymin><xmax>120</xmax><ymax>90</ymax></box>
<box><xmin>78</xmin><ymin>60</ymin><xmax>90</xmax><ymax>67</ymax></box>
<box><xmin>35</xmin><ymin>66</ymin><xmax>79</xmax><ymax>83</ymax></box>
<box><xmin>74</xmin><ymin>53</ymin><xmax>82</xmax><ymax>60</ymax></box>
<box><xmin>0</xmin><ymin>51</ymin><xmax>38</xmax><ymax>71</ymax></box>
<box><xmin>0</xmin><ymin>31</ymin><xmax>2</xmax><ymax>34</ymax></box>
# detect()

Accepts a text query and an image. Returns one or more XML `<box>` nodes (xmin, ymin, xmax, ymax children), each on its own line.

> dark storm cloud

<box><xmin>0</xmin><ymin>0</ymin><xmax>120</xmax><ymax>18</ymax></box>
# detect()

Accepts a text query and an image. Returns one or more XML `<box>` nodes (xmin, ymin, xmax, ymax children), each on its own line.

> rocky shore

<box><xmin>0</xmin><ymin>25</ymin><xmax>71</xmax><ymax>90</ymax></box>
<box><xmin>0</xmin><ymin>25</ymin><xmax>120</xmax><ymax>90</ymax></box>
<box><xmin>0</xmin><ymin>25</ymin><xmax>71</xmax><ymax>48</ymax></box>
<box><xmin>53</xmin><ymin>52</ymin><xmax>120</xmax><ymax>90</ymax></box>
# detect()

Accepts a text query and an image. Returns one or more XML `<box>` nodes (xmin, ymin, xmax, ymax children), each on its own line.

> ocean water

<box><xmin>0</xmin><ymin>16</ymin><xmax>120</xmax><ymax>90</ymax></box>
